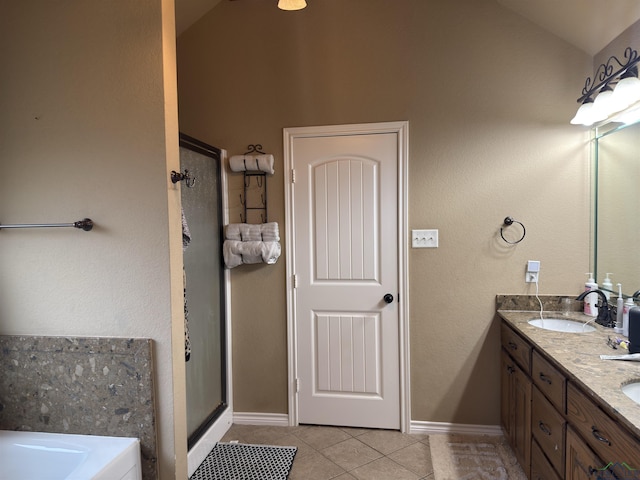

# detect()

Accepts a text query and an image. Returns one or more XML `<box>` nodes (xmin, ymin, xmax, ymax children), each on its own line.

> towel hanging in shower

<box><xmin>182</xmin><ymin>208</ymin><xmax>192</xmax><ymax>362</ymax></box>
<box><xmin>184</xmin><ymin>268</ymin><xmax>191</xmax><ymax>362</ymax></box>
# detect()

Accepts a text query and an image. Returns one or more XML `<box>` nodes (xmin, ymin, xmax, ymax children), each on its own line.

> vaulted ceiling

<box><xmin>175</xmin><ymin>0</ymin><xmax>640</xmax><ymax>56</ymax></box>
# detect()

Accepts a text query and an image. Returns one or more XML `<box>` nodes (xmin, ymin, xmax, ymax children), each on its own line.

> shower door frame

<box><xmin>179</xmin><ymin>133</ymin><xmax>232</xmax><ymax>459</ymax></box>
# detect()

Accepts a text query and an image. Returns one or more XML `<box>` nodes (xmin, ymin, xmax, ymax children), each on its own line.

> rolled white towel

<box><xmin>229</xmin><ymin>154</ymin><xmax>275</xmax><ymax>175</ymax></box>
<box><xmin>261</xmin><ymin>222</ymin><xmax>280</xmax><ymax>242</ymax></box>
<box><xmin>261</xmin><ymin>241</ymin><xmax>281</xmax><ymax>264</ymax></box>
<box><xmin>236</xmin><ymin>223</ymin><xmax>261</xmax><ymax>241</ymax></box>
<box><xmin>225</xmin><ymin>223</ymin><xmax>242</xmax><ymax>241</ymax></box>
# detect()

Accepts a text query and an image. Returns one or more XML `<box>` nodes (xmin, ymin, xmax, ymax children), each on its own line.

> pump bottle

<box><xmin>615</xmin><ymin>284</ymin><xmax>624</xmax><ymax>333</ymax></box>
<box><xmin>583</xmin><ymin>273</ymin><xmax>598</xmax><ymax>317</ymax></box>
<box><xmin>602</xmin><ymin>273</ymin><xmax>613</xmax><ymax>301</ymax></box>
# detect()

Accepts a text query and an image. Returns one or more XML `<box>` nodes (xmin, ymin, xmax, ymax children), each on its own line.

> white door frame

<box><xmin>283</xmin><ymin>121</ymin><xmax>411</xmax><ymax>432</ymax></box>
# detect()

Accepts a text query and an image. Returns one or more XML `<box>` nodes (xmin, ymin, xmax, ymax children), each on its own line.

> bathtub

<box><xmin>0</xmin><ymin>430</ymin><xmax>142</xmax><ymax>480</ymax></box>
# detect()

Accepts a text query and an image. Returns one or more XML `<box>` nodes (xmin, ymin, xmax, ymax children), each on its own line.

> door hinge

<box><xmin>295</xmin><ymin>378</ymin><xmax>300</xmax><ymax>393</ymax></box>
<box><xmin>293</xmin><ymin>274</ymin><xmax>298</xmax><ymax>288</ymax></box>
<box><xmin>291</xmin><ymin>169</ymin><xmax>296</xmax><ymax>184</ymax></box>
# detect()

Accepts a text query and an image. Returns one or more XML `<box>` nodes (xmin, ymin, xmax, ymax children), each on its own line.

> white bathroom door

<box><xmin>287</xmin><ymin>124</ymin><xmax>402</xmax><ymax>429</ymax></box>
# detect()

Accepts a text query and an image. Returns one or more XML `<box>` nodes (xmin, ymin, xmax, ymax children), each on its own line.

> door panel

<box><xmin>292</xmin><ymin>130</ymin><xmax>400</xmax><ymax>429</ymax></box>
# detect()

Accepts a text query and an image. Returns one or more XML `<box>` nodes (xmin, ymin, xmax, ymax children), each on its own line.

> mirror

<box><xmin>593</xmin><ymin>119</ymin><xmax>640</xmax><ymax>297</ymax></box>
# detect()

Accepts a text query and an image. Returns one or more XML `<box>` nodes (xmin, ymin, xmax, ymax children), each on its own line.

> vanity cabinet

<box><xmin>566</xmin><ymin>382</ymin><xmax>638</xmax><ymax>471</ymax></box>
<box><xmin>501</xmin><ymin>319</ymin><xmax>640</xmax><ymax>480</ymax></box>
<box><xmin>501</xmin><ymin>325</ymin><xmax>532</xmax><ymax>477</ymax></box>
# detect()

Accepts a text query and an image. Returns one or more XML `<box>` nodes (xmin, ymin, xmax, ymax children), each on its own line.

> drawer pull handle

<box><xmin>538</xmin><ymin>421</ymin><xmax>551</xmax><ymax>436</ymax></box>
<box><xmin>539</xmin><ymin>373</ymin><xmax>552</xmax><ymax>385</ymax></box>
<box><xmin>508</xmin><ymin>341</ymin><xmax>518</xmax><ymax>350</ymax></box>
<box><xmin>591</xmin><ymin>426</ymin><xmax>611</xmax><ymax>445</ymax></box>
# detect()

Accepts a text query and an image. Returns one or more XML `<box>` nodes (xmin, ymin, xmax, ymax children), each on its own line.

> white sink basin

<box><xmin>528</xmin><ymin>318</ymin><xmax>596</xmax><ymax>333</ymax></box>
<box><xmin>622</xmin><ymin>382</ymin><xmax>640</xmax><ymax>404</ymax></box>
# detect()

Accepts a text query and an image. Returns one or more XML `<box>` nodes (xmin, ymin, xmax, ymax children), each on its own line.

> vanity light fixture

<box><xmin>278</xmin><ymin>0</ymin><xmax>307</xmax><ymax>10</ymax></box>
<box><xmin>571</xmin><ymin>47</ymin><xmax>640</xmax><ymax>126</ymax></box>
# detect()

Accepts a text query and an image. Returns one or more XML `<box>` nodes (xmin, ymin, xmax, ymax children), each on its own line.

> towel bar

<box><xmin>0</xmin><ymin>218</ymin><xmax>94</xmax><ymax>231</ymax></box>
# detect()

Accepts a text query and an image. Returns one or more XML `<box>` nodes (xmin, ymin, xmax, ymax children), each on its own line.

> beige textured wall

<box><xmin>177</xmin><ymin>0</ymin><xmax>593</xmax><ymax>425</ymax></box>
<box><xmin>0</xmin><ymin>1</ymin><xmax>186</xmax><ymax>478</ymax></box>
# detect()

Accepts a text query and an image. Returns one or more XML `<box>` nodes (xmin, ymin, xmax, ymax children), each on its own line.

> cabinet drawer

<box><xmin>531</xmin><ymin>438</ymin><xmax>561</xmax><ymax>480</ymax></box>
<box><xmin>532</xmin><ymin>386</ymin><xmax>565</xmax><ymax>473</ymax></box>
<box><xmin>567</xmin><ymin>382</ymin><xmax>640</xmax><ymax>466</ymax></box>
<box><xmin>532</xmin><ymin>350</ymin><xmax>566</xmax><ymax>412</ymax></box>
<box><xmin>501</xmin><ymin>323</ymin><xmax>531</xmax><ymax>374</ymax></box>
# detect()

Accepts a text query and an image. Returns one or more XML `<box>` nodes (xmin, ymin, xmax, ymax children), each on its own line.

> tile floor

<box><xmin>220</xmin><ymin>424</ymin><xmax>434</xmax><ymax>480</ymax></box>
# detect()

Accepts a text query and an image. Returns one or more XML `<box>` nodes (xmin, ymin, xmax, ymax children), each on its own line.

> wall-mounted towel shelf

<box><xmin>240</xmin><ymin>172</ymin><xmax>267</xmax><ymax>223</ymax></box>
<box><xmin>234</xmin><ymin>144</ymin><xmax>270</xmax><ymax>224</ymax></box>
<box><xmin>0</xmin><ymin>218</ymin><xmax>94</xmax><ymax>231</ymax></box>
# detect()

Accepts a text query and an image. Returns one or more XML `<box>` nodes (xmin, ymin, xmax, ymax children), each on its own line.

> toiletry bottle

<box><xmin>623</xmin><ymin>296</ymin><xmax>634</xmax><ymax>337</ymax></box>
<box><xmin>615</xmin><ymin>283</ymin><xmax>624</xmax><ymax>333</ymax></box>
<box><xmin>602</xmin><ymin>273</ymin><xmax>613</xmax><ymax>301</ymax></box>
<box><xmin>583</xmin><ymin>273</ymin><xmax>598</xmax><ymax>317</ymax></box>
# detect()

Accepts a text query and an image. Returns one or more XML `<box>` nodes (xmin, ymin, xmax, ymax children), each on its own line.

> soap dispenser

<box><xmin>583</xmin><ymin>273</ymin><xmax>598</xmax><ymax>317</ymax></box>
<box><xmin>602</xmin><ymin>273</ymin><xmax>613</xmax><ymax>301</ymax></box>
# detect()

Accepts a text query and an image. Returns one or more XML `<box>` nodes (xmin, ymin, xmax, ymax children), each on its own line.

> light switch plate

<box><xmin>412</xmin><ymin>229</ymin><xmax>438</xmax><ymax>248</ymax></box>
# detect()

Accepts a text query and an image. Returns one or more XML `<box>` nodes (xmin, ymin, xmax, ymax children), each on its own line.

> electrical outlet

<box><xmin>412</xmin><ymin>229</ymin><xmax>438</xmax><ymax>248</ymax></box>
<box><xmin>526</xmin><ymin>260</ymin><xmax>540</xmax><ymax>283</ymax></box>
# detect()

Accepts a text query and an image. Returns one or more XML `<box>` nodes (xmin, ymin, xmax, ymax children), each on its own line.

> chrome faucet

<box><xmin>576</xmin><ymin>289</ymin><xmax>614</xmax><ymax>327</ymax></box>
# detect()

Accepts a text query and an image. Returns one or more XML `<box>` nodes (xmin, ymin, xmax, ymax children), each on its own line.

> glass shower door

<box><xmin>179</xmin><ymin>134</ymin><xmax>227</xmax><ymax>446</ymax></box>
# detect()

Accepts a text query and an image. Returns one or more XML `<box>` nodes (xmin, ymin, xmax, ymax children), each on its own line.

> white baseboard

<box><xmin>233</xmin><ymin>412</ymin><xmax>290</xmax><ymax>427</ymax></box>
<box><xmin>410</xmin><ymin>420</ymin><xmax>504</xmax><ymax>436</ymax></box>
<box><xmin>231</xmin><ymin>413</ymin><xmax>503</xmax><ymax>436</ymax></box>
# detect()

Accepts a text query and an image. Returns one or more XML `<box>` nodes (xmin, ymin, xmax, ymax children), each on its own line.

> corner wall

<box><xmin>0</xmin><ymin>1</ymin><xmax>184</xmax><ymax>478</ymax></box>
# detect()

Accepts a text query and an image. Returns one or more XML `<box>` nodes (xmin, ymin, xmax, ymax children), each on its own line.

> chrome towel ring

<box><xmin>500</xmin><ymin>216</ymin><xmax>525</xmax><ymax>244</ymax></box>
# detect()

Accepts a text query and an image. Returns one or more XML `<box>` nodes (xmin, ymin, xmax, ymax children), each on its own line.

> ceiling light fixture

<box><xmin>571</xmin><ymin>47</ymin><xmax>640</xmax><ymax>126</ymax></box>
<box><xmin>278</xmin><ymin>0</ymin><xmax>307</xmax><ymax>10</ymax></box>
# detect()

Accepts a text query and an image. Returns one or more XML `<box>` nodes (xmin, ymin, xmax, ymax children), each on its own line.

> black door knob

<box><xmin>383</xmin><ymin>293</ymin><xmax>394</xmax><ymax>304</ymax></box>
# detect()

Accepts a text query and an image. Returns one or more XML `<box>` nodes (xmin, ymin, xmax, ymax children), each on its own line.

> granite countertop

<box><xmin>498</xmin><ymin>308</ymin><xmax>640</xmax><ymax>440</ymax></box>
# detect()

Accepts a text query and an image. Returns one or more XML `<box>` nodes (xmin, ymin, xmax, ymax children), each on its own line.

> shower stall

<box><xmin>178</xmin><ymin>133</ymin><xmax>230</xmax><ymax>451</ymax></box>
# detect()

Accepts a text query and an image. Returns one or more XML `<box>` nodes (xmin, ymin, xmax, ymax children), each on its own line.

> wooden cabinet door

<box><xmin>566</xmin><ymin>426</ymin><xmax>603</xmax><ymax>480</ymax></box>
<box><xmin>513</xmin><ymin>358</ymin><xmax>532</xmax><ymax>476</ymax></box>
<box><xmin>501</xmin><ymin>345</ymin><xmax>532</xmax><ymax>478</ymax></box>
<box><xmin>501</xmin><ymin>349</ymin><xmax>514</xmax><ymax>435</ymax></box>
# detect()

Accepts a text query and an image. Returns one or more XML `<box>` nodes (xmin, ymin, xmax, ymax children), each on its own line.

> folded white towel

<box><xmin>229</xmin><ymin>154</ymin><xmax>275</xmax><ymax>175</ymax></box>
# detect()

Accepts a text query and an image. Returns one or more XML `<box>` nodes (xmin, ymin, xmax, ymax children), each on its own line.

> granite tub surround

<box><xmin>496</xmin><ymin>296</ymin><xmax>640</xmax><ymax>441</ymax></box>
<box><xmin>0</xmin><ymin>335</ymin><xmax>158</xmax><ymax>480</ymax></box>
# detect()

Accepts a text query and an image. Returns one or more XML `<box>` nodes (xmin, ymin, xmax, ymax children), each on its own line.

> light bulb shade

<box><xmin>591</xmin><ymin>86</ymin><xmax>616</xmax><ymax>119</ymax></box>
<box><xmin>278</xmin><ymin>0</ymin><xmax>306</xmax><ymax>10</ymax></box>
<box><xmin>570</xmin><ymin>100</ymin><xmax>596</xmax><ymax>126</ymax></box>
<box><xmin>610</xmin><ymin>75</ymin><xmax>640</xmax><ymax>111</ymax></box>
